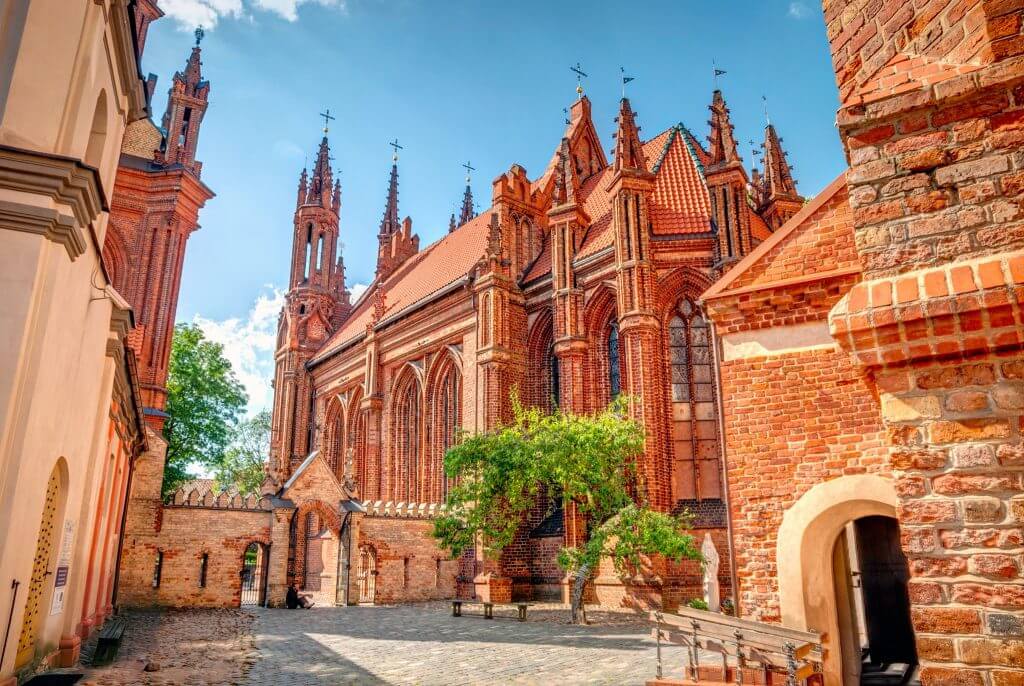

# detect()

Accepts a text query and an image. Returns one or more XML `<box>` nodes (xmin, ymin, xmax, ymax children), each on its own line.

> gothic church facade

<box><xmin>262</xmin><ymin>88</ymin><xmax>803</xmax><ymax>606</ymax></box>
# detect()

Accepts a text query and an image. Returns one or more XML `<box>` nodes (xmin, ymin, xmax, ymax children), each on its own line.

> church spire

<box><xmin>612</xmin><ymin>97</ymin><xmax>647</xmax><ymax>173</ymax></box>
<box><xmin>707</xmin><ymin>89</ymin><xmax>741</xmax><ymax>168</ymax></box>
<box><xmin>456</xmin><ymin>161</ymin><xmax>476</xmax><ymax>229</ymax></box>
<box><xmin>379</xmin><ymin>141</ymin><xmax>401</xmax><ymax>238</ymax></box>
<box><xmin>761</xmin><ymin>123</ymin><xmax>799</xmax><ymax>200</ymax></box>
<box><xmin>304</xmin><ymin>136</ymin><xmax>335</xmax><ymax>209</ymax></box>
<box><xmin>157</xmin><ymin>30</ymin><xmax>211</xmax><ymax>174</ymax></box>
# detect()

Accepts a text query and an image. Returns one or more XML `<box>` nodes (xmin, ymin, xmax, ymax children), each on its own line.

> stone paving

<box><xmin>74</xmin><ymin>608</ymin><xmax>256</xmax><ymax>686</ymax></box>
<box><xmin>246</xmin><ymin>603</ymin><xmax>691</xmax><ymax>685</ymax></box>
<box><xmin>62</xmin><ymin>603</ymin><xmax>700</xmax><ymax>685</ymax></box>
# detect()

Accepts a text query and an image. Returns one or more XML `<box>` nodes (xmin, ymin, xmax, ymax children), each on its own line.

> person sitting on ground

<box><xmin>286</xmin><ymin>583</ymin><xmax>315</xmax><ymax>609</ymax></box>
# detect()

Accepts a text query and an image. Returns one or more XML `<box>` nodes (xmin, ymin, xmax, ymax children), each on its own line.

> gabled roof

<box><xmin>702</xmin><ymin>173</ymin><xmax>851</xmax><ymax>301</ymax></box>
<box><xmin>523</xmin><ymin>124</ymin><xmax>712</xmax><ymax>282</ymax></box>
<box><xmin>313</xmin><ymin>211</ymin><xmax>492</xmax><ymax>360</ymax></box>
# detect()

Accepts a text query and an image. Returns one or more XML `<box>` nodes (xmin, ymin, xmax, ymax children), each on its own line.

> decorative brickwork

<box><xmin>106</xmin><ymin>40</ymin><xmax>214</xmax><ymax>429</ymax></box>
<box><xmin>823</xmin><ymin>1</ymin><xmax>1024</xmax><ymax>683</ymax></box>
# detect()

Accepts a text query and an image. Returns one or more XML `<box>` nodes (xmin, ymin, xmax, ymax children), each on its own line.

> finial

<box><xmin>713</xmin><ymin>60</ymin><xmax>726</xmax><ymax>88</ymax></box>
<box><xmin>762</xmin><ymin>94</ymin><xmax>770</xmax><ymax>125</ymax></box>
<box><xmin>462</xmin><ymin>160</ymin><xmax>475</xmax><ymax>183</ymax></box>
<box><xmin>570</xmin><ymin>62</ymin><xmax>587</xmax><ymax>98</ymax></box>
<box><xmin>620</xmin><ymin>67</ymin><xmax>634</xmax><ymax>98</ymax></box>
<box><xmin>195</xmin><ymin>25</ymin><xmax>205</xmax><ymax>46</ymax></box>
<box><xmin>389</xmin><ymin>138</ymin><xmax>403</xmax><ymax>162</ymax></box>
<box><xmin>320</xmin><ymin>108</ymin><xmax>335</xmax><ymax>134</ymax></box>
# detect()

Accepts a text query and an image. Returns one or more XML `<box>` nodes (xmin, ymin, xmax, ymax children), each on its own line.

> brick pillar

<box><xmin>823</xmin><ymin>1</ymin><xmax>1024</xmax><ymax>683</ymax></box>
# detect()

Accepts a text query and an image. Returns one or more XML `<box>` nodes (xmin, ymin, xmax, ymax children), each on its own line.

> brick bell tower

<box><xmin>106</xmin><ymin>28</ymin><xmax>214</xmax><ymax>431</ymax></box>
<box><xmin>268</xmin><ymin>124</ymin><xmax>349</xmax><ymax>489</ymax></box>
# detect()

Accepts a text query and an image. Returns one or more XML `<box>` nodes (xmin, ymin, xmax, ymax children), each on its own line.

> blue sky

<box><xmin>142</xmin><ymin>0</ymin><xmax>845</xmax><ymax>413</ymax></box>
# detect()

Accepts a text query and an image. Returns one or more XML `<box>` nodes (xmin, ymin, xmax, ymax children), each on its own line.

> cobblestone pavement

<box><xmin>246</xmin><ymin>603</ymin><xmax>694</xmax><ymax>685</ymax></box>
<box><xmin>73</xmin><ymin>608</ymin><xmax>256</xmax><ymax>686</ymax></box>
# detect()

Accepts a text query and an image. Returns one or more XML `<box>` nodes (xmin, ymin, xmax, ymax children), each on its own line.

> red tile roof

<box><xmin>317</xmin><ymin>123</ymin><xmax>713</xmax><ymax>357</ymax></box>
<box><xmin>524</xmin><ymin>125</ymin><xmax>712</xmax><ymax>281</ymax></box>
<box><xmin>314</xmin><ymin>212</ymin><xmax>492</xmax><ymax>358</ymax></box>
<box><xmin>748</xmin><ymin>208</ymin><xmax>773</xmax><ymax>243</ymax></box>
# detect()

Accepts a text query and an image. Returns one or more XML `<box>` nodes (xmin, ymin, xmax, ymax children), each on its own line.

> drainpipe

<box><xmin>709</xmin><ymin>320</ymin><xmax>740</xmax><ymax>615</ymax></box>
<box><xmin>110</xmin><ymin>457</ymin><xmax>136</xmax><ymax>614</ymax></box>
<box><xmin>336</xmin><ymin>511</ymin><xmax>352</xmax><ymax>606</ymax></box>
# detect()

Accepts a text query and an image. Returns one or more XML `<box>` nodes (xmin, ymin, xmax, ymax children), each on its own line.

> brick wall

<box><xmin>118</xmin><ymin>506</ymin><xmax>271</xmax><ymax>607</ymax></box>
<box><xmin>824</xmin><ymin>0</ymin><xmax>1024</xmax><ymax>683</ymax></box>
<box><xmin>357</xmin><ymin>516</ymin><xmax>459</xmax><ymax>603</ymax></box>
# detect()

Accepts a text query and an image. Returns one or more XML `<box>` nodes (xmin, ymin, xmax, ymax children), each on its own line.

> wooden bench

<box><xmin>451</xmin><ymin>600</ymin><xmax>530</xmax><ymax>622</ymax></box>
<box><xmin>648</xmin><ymin>607</ymin><xmax>823</xmax><ymax>685</ymax></box>
<box><xmin>91</xmin><ymin>616</ymin><xmax>128</xmax><ymax>666</ymax></box>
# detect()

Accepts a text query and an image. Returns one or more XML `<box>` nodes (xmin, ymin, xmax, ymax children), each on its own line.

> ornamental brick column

<box><xmin>823</xmin><ymin>1</ymin><xmax>1024</xmax><ymax>683</ymax></box>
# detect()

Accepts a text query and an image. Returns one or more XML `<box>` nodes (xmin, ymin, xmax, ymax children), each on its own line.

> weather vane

<box><xmin>389</xmin><ymin>138</ymin><xmax>403</xmax><ymax>162</ymax></box>
<box><xmin>713</xmin><ymin>60</ymin><xmax>726</xmax><ymax>88</ymax></box>
<box><xmin>620</xmin><ymin>67</ymin><xmax>635</xmax><ymax>98</ymax></box>
<box><xmin>762</xmin><ymin>94</ymin><xmax>771</xmax><ymax>125</ymax></box>
<box><xmin>195</xmin><ymin>25</ymin><xmax>205</xmax><ymax>47</ymax></box>
<box><xmin>570</xmin><ymin>62</ymin><xmax>587</xmax><ymax>98</ymax></box>
<box><xmin>462</xmin><ymin>160</ymin><xmax>475</xmax><ymax>183</ymax></box>
<box><xmin>319</xmin><ymin>108</ymin><xmax>335</xmax><ymax>134</ymax></box>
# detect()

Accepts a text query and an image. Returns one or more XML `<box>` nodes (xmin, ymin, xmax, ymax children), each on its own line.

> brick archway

<box><xmin>289</xmin><ymin>500</ymin><xmax>342</xmax><ymax>595</ymax></box>
<box><xmin>776</xmin><ymin>474</ymin><xmax>899</xmax><ymax>686</ymax></box>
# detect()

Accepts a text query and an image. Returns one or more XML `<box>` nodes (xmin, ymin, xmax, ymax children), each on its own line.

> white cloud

<box><xmin>349</xmin><ymin>282</ymin><xmax>369</xmax><ymax>303</ymax></box>
<box><xmin>788</xmin><ymin>2</ymin><xmax>811</xmax><ymax>18</ymax></box>
<box><xmin>273</xmin><ymin>139</ymin><xmax>305</xmax><ymax>161</ymax></box>
<box><xmin>160</xmin><ymin>0</ymin><xmax>244</xmax><ymax>29</ymax></box>
<box><xmin>161</xmin><ymin>0</ymin><xmax>345</xmax><ymax>29</ymax></box>
<box><xmin>253</xmin><ymin>0</ymin><xmax>346</xmax><ymax>22</ymax></box>
<box><xmin>193</xmin><ymin>285</ymin><xmax>283</xmax><ymax>415</ymax></box>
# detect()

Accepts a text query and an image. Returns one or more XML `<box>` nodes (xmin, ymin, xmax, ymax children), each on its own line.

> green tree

<box><xmin>214</xmin><ymin>409</ymin><xmax>271</xmax><ymax>496</ymax></box>
<box><xmin>163</xmin><ymin>323</ymin><xmax>247</xmax><ymax>494</ymax></box>
<box><xmin>432</xmin><ymin>392</ymin><xmax>700</xmax><ymax>623</ymax></box>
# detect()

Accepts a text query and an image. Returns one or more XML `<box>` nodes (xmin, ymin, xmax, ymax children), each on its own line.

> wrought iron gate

<box><xmin>240</xmin><ymin>542</ymin><xmax>268</xmax><ymax>607</ymax></box>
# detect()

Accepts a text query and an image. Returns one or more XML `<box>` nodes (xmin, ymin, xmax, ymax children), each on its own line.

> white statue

<box><xmin>701</xmin><ymin>533</ymin><xmax>720</xmax><ymax>612</ymax></box>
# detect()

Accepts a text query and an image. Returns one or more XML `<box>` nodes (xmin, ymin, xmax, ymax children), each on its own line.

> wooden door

<box><xmin>16</xmin><ymin>469</ymin><xmax>61</xmax><ymax>667</ymax></box>
<box><xmin>854</xmin><ymin>516</ymin><xmax>917</xmax><ymax>665</ymax></box>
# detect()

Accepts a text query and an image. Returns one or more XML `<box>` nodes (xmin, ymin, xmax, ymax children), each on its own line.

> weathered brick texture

<box><xmin>824</xmin><ymin>0</ymin><xmax>1024</xmax><ymax>682</ymax></box>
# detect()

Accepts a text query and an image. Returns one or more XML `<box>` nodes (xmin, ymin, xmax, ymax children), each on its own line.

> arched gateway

<box><xmin>777</xmin><ymin>475</ymin><xmax>916</xmax><ymax>686</ymax></box>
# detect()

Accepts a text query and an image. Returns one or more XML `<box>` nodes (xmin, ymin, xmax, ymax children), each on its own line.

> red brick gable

<box><xmin>703</xmin><ymin>174</ymin><xmax>858</xmax><ymax>299</ymax></box>
<box><xmin>523</xmin><ymin>126</ymin><xmax>712</xmax><ymax>282</ymax></box>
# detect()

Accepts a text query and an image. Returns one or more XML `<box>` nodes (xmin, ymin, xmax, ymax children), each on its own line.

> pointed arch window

<box><xmin>549</xmin><ymin>343</ymin><xmax>560</xmax><ymax>408</ymax></box>
<box><xmin>433</xmin><ymin>363</ymin><xmax>461</xmax><ymax>501</ymax></box>
<box><xmin>668</xmin><ymin>298</ymin><xmax>721</xmax><ymax>503</ymax></box>
<box><xmin>393</xmin><ymin>374</ymin><xmax>422</xmax><ymax>502</ymax></box>
<box><xmin>607</xmin><ymin>322</ymin><xmax>621</xmax><ymax>399</ymax></box>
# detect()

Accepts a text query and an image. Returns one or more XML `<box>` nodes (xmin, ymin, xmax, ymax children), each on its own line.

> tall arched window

<box><xmin>393</xmin><ymin>374</ymin><xmax>422</xmax><ymax>502</ymax></box>
<box><xmin>549</xmin><ymin>344</ymin><xmax>560</xmax><ymax>408</ymax></box>
<box><xmin>668</xmin><ymin>298</ymin><xmax>721</xmax><ymax>503</ymax></box>
<box><xmin>607</xmin><ymin>322</ymin><xmax>621</xmax><ymax>399</ymax></box>
<box><xmin>433</xmin><ymin>363</ymin><xmax>461</xmax><ymax>501</ymax></box>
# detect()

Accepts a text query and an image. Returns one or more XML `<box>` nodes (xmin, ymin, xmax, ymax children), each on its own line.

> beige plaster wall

<box><xmin>0</xmin><ymin>1</ymin><xmax>144</xmax><ymax>679</ymax></box>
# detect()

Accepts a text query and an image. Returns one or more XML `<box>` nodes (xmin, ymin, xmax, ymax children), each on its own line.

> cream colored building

<box><xmin>0</xmin><ymin>1</ymin><xmax>150</xmax><ymax>681</ymax></box>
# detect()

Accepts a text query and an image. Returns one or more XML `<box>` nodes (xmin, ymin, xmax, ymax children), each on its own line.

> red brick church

<box><xmin>259</xmin><ymin>82</ymin><xmax>804</xmax><ymax>606</ymax></box>
<box><xmin>115</xmin><ymin>2</ymin><xmax>1024</xmax><ymax>684</ymax></box>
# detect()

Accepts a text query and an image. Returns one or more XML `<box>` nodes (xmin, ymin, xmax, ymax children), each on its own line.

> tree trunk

<box><xmin>570</xmin><ymin>562</ymin><xmax>590</xmax><ymax>625</ymax></box>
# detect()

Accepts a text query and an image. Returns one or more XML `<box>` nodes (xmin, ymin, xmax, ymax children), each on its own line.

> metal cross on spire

<box><xmin>319</xmin><ymin>108</ymin><xmax>335</xmax><ymax>134</ymax></box>
<box><xmin>570</xmin><ymin>62</ymin><xmax>587</xmax><ymax>97</ymax></box>
<box><xmin>194</xmin><ymin>25</ymin><xmax>205</xmax><ymax>46</ymax></box>
<box><xmin>462</xmin><ymin>160</ymin><xmax>475</xmax><ymax>182</ymax></box>
<box><xmin>620</xmin><ymin>67</ymin><xmax>635</xmax><ymax>98</ymax></box>
<box><xmin>389</xmin><ymin>138</ymin><xmax>403</xmax><ymax>162</ymax></box>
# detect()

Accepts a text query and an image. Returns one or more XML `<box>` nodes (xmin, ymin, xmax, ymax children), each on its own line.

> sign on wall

<box><xmin>49</xmin><ymin>520</ymin><xmax>75</xmax><ymax>615</ymax></box>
